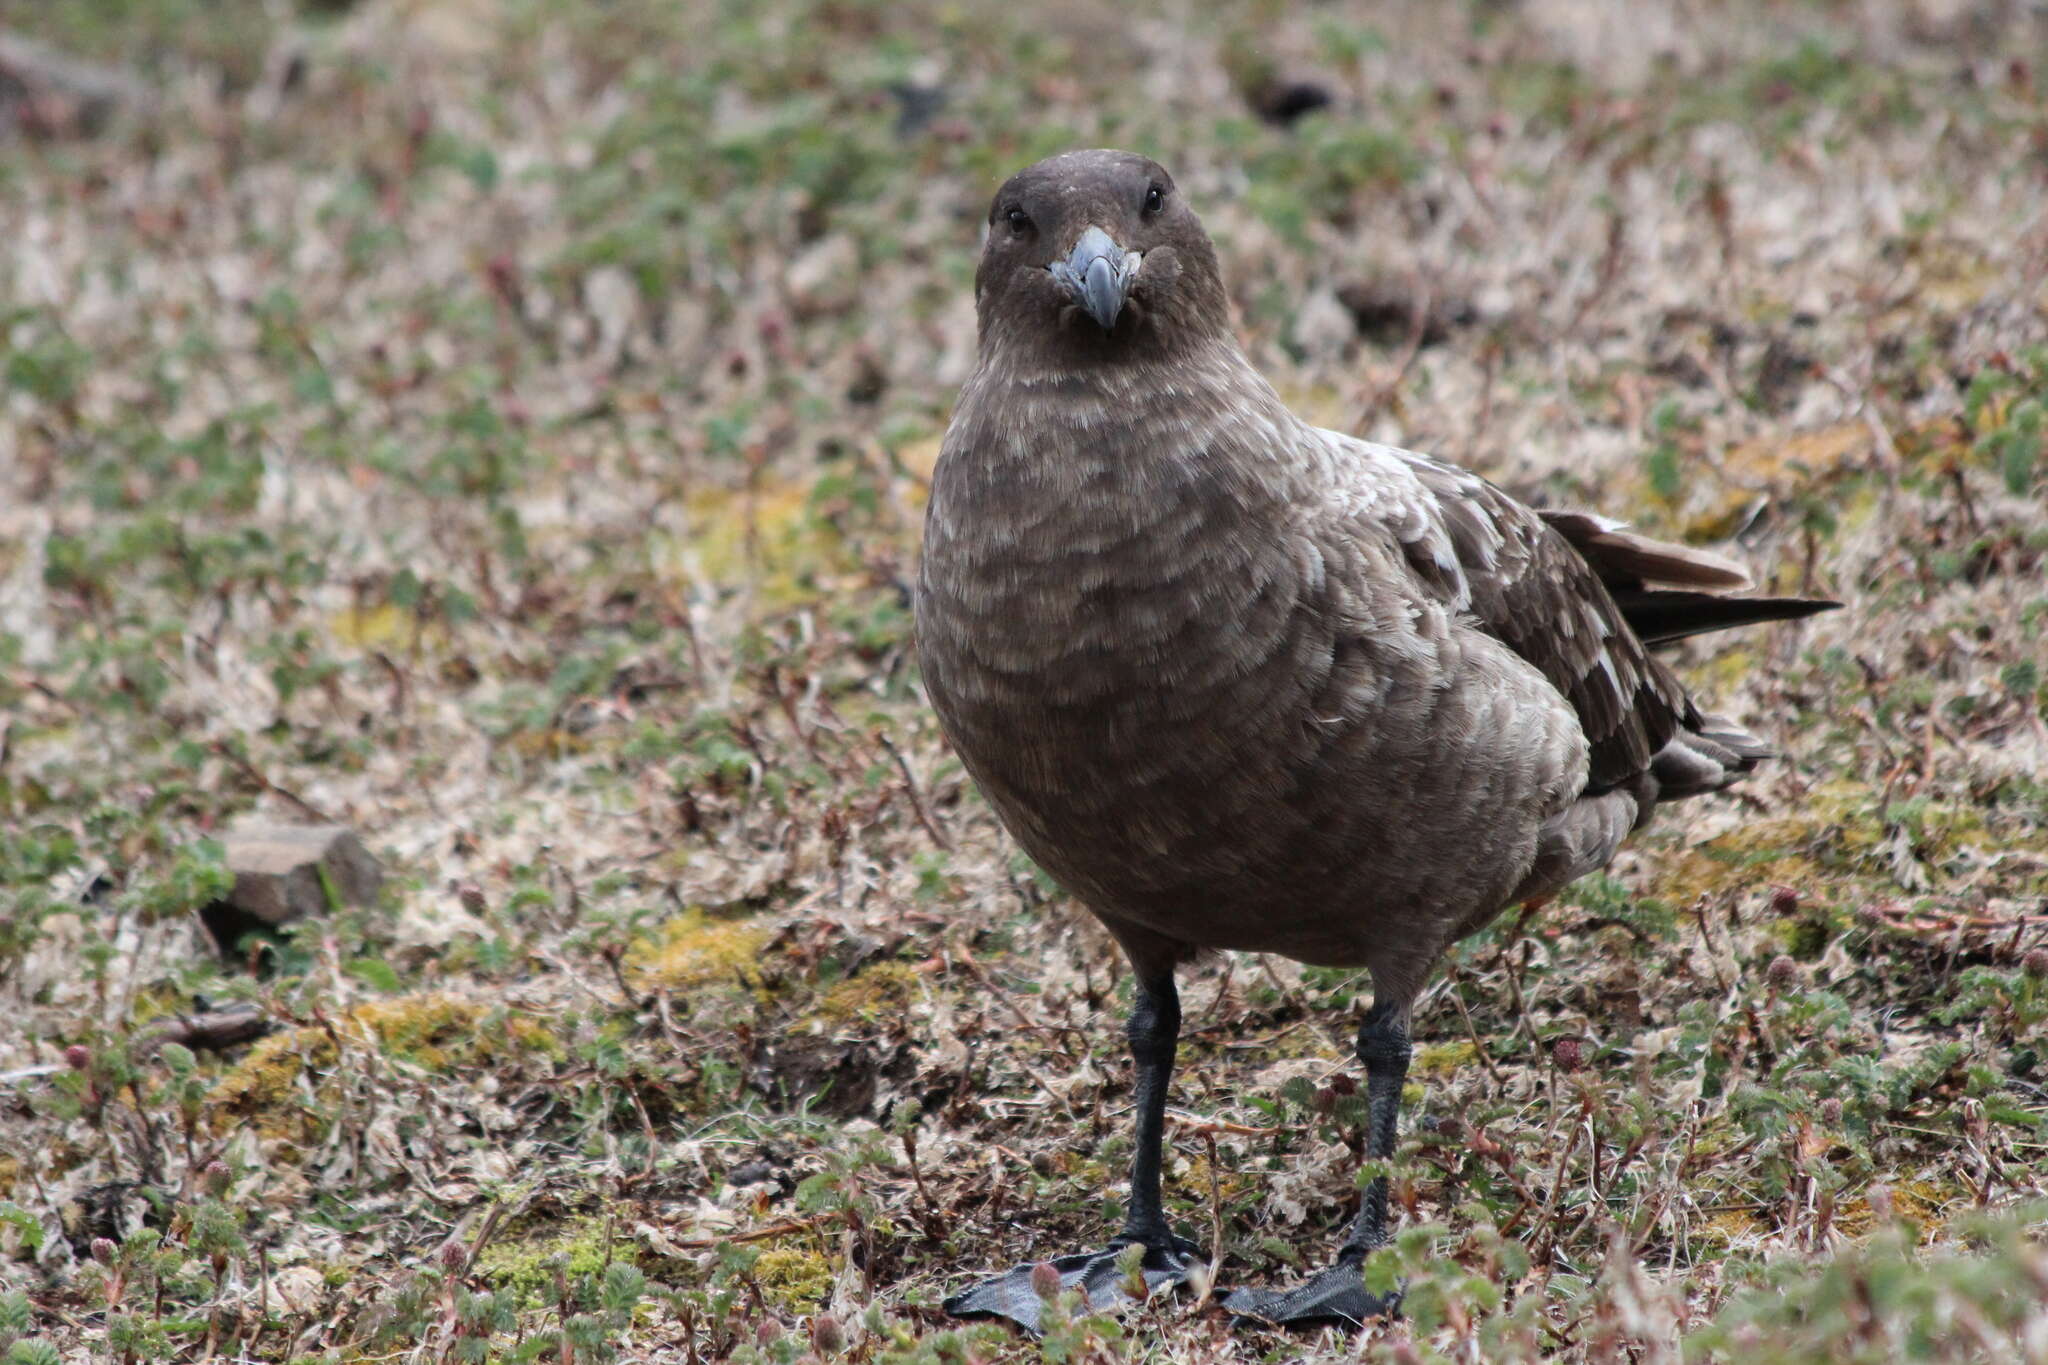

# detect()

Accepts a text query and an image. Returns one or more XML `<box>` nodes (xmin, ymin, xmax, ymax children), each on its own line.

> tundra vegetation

<box><xmin>1</xmin><ymin>1</ymin><xmax>2044</xmax><ymax>1361</ymax></box>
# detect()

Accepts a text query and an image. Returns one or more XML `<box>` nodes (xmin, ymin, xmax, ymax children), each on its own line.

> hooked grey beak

<box><xmin>1049</xmin><ymin>225</ymin><xmax>1140</xmax><ymax>330</ymax></box>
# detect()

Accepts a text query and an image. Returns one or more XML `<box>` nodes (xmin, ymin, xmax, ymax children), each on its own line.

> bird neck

<box><xmin>948</xmin><ymin>333</ymin><xmax>1301</xmax><ymax>500</ymax></box>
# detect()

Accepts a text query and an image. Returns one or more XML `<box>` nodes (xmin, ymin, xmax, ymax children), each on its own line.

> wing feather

<box><xmin>1316</xmin><ymin>433</ymin><xmax>1693</xmax><ymax>791</ymax></box>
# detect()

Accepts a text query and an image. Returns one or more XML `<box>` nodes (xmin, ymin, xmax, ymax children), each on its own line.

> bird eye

<box><xmin>1144</xmin><ymin>185</ymin><xmax>1165</xmax><ymax>214</ymax></box>
<box><xmin>1005</xmin><ymin>206</ymin><xmax>1031</xmax><ymax>234</ymax></box>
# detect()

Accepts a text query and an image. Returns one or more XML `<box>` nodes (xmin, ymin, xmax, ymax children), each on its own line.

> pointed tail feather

<box><xmin>1538</xmin><ymin>509</ymin><xmax>1755</xmax><ymax>589</ymax></box>
<box><xmin>1609</xmin><ymin>589</ymin><xmax>1840</xmax><ymax>648</ymax></box>
<box><xmin>1537</xmin><ymin>508</ymin><xmax>1839</xmax><ymax>646</ymax></box>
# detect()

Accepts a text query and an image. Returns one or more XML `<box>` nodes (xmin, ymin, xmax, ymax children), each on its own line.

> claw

<box><xmin>945</xmin><ymin>1239</ymin><xmax>1201</xmax><ymax>1334</ymax></box>
<box><xmin>1222</xmin><ymin>1258</ymin><xmax>1400</xmax><ymax>1329</ymax></box>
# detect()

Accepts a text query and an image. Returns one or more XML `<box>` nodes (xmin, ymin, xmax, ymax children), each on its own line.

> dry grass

<box><xmin>2</xmin><ymin>1</ymin><xmax>2046</xmax><ymax>1361</ymax></box>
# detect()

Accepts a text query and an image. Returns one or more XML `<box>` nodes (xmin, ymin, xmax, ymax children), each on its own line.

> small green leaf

<box><xmin>348</xmin><ymin>956</ymin><xmax>403</xmax><ymax>993</ymax></box>
<box><xmin>0</xmin><ymin>1203</ymin><xmax>45</xmax><ymax>1254</ymax></box>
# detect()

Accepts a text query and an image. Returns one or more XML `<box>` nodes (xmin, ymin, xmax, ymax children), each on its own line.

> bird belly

<box><xmin>923</xmin><ymin>531</ymin><xmax>1582</xmax><ymax>984</ymax></box>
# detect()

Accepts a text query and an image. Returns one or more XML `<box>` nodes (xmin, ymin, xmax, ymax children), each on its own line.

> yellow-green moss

<box><xmin>330</xmin><ymin>603</ymin><xmax>418</xmax><ymax>651</ymax></box>
<box><xmin>1836</xmin><ymin>1179</ymin><xmax>1956</xmax><ymax>1242</ymax></box>
<box><xmin>753</xmin><ymin>1246</ymin><xmax>835</xmax><ymax>1310</ymax></box>
<box><xmin>1687</xmin><ymin>645</ymin><xmax>1759</xmax><ymax>700</ymax></box>
<box><xmin>1654</xmin><ymin>778</ymin><xmax>2031</xmax><ymax>906</ymax></box>
<box><xmin>474</xmin><ymin>1218</ymin><xmax>618</xmax><ymax>1306</ymax></box>
<box><xmin>1053</xmin><ymin>1153</ymin><xmax>1115</xmax><ymax>1188</ymax></box>
<box><xmin>1681</xmin><ymin>423</ymin><xmax>1870</xmax><ymax>540</ymax></box>
<box><xmin>505</xmin><ymin>727</ymin><xmax>594</xmax><ymax>759</ymax></box>
<box><xmin>1694</xmin><ymin>1208</ymin><xmax>1766</xmax><ymax>1250</ymax></box>
<box><xmin>1181</xmin><ymin>1152</ymin><xmax>1256</xmax><ymax>1204</ymax></box>
<box><xmin>677</xmin><ymin>480</ymin><xmax>854</xmax><ymax>607</ymax></box>
<box><xmin>1654</xmin><ymin>782</ymin><xmax>1871</xmax><ymax>902</ymax></box>
<box><xmin>127</xmin><ymin>983</ymin><xmax>191</xmax><ymax>1024</ymax></box>
<box><xmin>1654</xmin><ymin>813</ymin><xmax>1834</xmax><ymax>903</ymax></box>
<box><xmin>205</xmin><ymin>992</ymin><xmax>562</xmax><ymax>1142</ymax></box>
<box><xmin>627</xmin><ymin>908</ymin><xmax>772</xmax><ymax>994</ymax></box>
<box><xmin>1768</xmin><ymin>913</ymin><xmax>1840</xmax><ymax>960</ymax></box>
<box><xmin>813</xmin><ymin>960</ymin><xmax>922</xmax><ymax>1023</ymax></box>
<box><xmin>206</xmin><ymin>1030</ymin><xmax>318</xmax><ymax>1132</ymax></box>
<box><xmin>1413</xmin><ymin>1041</ymin><xmax>1481</xmax><ymax>1076</ymax></box>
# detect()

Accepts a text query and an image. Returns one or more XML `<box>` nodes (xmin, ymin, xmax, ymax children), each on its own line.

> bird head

<box><xmin>973</xmin><ymin>149</ymin><xmax>1230</xmax><ymax>357</ymax></box>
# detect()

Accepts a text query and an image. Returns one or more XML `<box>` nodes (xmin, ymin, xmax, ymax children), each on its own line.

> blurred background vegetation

<box><xmin>1</xmin><ymin>1</ymin><xmax>2045</xmax><ymax>1361</ymax></box>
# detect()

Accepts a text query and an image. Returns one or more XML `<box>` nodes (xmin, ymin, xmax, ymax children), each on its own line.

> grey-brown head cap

<box><xmin>974</xmin><ymin>148</ymin><xmax>1231</xmax><ymax>360</ymax></box>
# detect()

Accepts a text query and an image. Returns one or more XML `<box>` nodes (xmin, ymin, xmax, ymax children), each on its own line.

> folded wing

<box><xmin>1314</xmin><ymin>431</ymin><xmax>1831</xmax><ymax>795</ymax></box>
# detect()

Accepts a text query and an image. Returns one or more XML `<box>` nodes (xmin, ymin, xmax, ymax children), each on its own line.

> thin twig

<box><xmin>957</xmin><ymin>949</ymin><xmax>1083</xmax><ymax>1063</ymax></box>
<box><xmin>1352</xmin><ymin>280</ymin><xmax>1434</xmax><ymax>435</ymax></box>
<box><xmin>210</xmin><ymin>740</ymin><xmax>339</xmax><ymax>824</ymax></box>
<box><xmin>1200</xmin><ymin>1129</ymin><xmax>1224</xmax><ymax>1311</ymax></box>
<box><xmin>133</xmin><ymin>1008</ymin><xmax>277</xmax><ymax>1058</ymax></box>
<box><xmin>664</xmin><ymin>1210</ymin><xmax>851</xmax><ymax>1250</ymax></box>
<box><xmin>1445</xmin><ymin>983</ymin><xmax>1507</xmax><ymax>1088</ymax></box>
<box><xmin>877</xmin><ymin>732</ymin><xmax>952</xmax><ymax>849</ymax></box>
<box><xmin>1167</xmin><ymin>1112</ymin><xmax>1286</xmax><ymax>1138</ymax></box>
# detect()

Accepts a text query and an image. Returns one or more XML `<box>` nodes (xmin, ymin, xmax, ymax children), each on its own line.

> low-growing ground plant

<box><xmin>1</xmin><ymin>0</ymin><xmax>2044</xmax><ymax>1360</ymax></box>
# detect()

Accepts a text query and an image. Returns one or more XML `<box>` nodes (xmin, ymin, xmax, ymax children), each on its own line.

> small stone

<box><xmin>1335</xmin><ymin>280</ymin><xmax>1475</xmax><ymax>346</ymax></box>
<box><xmin>271</xmin><ymin>1264</ymin><xmax>327</xmax><ymax>1314</ymax></box>
<box><xmin>887</xmin><ymin>80</ymin><xmax>947</xmax><ymax>138</ymax></box>
<box><xmin>785</xmin><ymin>233</ymin><xmax>860</xmax><ymax>318</ymax></box>
<box><xmin>215</xmin><ymin>821</ymin><xmax>384</xmax><ymax>928</ymax></box>
<box><xmin>0</xmin><ymin>31</ymin><xmax>152</xmax><ymax>140</ymax></box>
<box><xmin>1766</xmin><ymin>955</ymin><xmax>1800</xmax><ymax>990</ymax></box>
<box><xmin>1250</xmin><ymin>78</ymin><xmax>1335</xmax><ymax>127</ymax></box>
<box><xmin>61</xmin><ymin>1182</ymin><xmax>152</xmax><ymax>1254</ymax></box>
<box><xmin>1290</xmin><ymin>287</ymin><xmax>1356</xmax><ymax>360</ymax></box>
<box><xmin>582</xmin><ymin>265</ymin><xmax>641</xmax><ymax>361</ymax></box>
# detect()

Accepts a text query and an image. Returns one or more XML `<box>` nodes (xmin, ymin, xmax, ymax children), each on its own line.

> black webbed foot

<box><xmin>1221</xmin><ymin>1255</ymin><xmax>1399</xmax><ymax>1329</ymax></box>
<box><xmin>944</xmin><ymin>1235</ymin><xmax>1202</xmax><ymax>1334</ymax></box>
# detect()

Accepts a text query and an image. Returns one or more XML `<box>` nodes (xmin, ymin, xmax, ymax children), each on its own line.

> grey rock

<box><xmin>220</xmin><ymin>822</ymin><xmax>384</xmax><ymax>926</ymax></box>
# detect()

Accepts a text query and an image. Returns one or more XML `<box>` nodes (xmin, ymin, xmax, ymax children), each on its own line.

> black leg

<box><xmin>945</xmin><ymin>969</ymin><xmax>1200</xmax><ymax>1333</ymax></box>
<box><xmin>1338</xmin><ymin>996</ymin><xmax>1411</xmax><ymax>1260</ymax></box>
<box><xmin>1117</xmin><ymin>972</ymin><xmax>1181</xmax><ymax>1244</ymax></box>
<box><xmin>1223</xmin><ymin>995</ymin><xmax>1411</xmax><ymax>1328</ymax></box>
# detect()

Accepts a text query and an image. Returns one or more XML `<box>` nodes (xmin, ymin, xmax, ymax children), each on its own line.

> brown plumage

<box><xmin>917</xmin><ymin>148</ymin><xmax>1837</xmax><ymax>1331</ymax></box>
